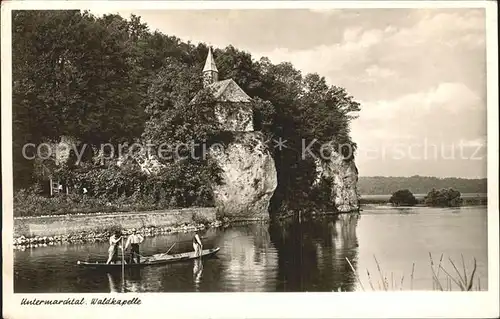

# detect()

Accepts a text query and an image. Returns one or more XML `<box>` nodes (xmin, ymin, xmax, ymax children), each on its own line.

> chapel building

<box><xmin>192</xmin><ymin>47</ymin><xmax>254</xmax><ymax>132</ymax></box>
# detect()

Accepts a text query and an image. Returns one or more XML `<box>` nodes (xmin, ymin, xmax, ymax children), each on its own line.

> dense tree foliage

<box><xmin>389</xmin><ymin>189</ymin><xmax>418</xmax><ymax>206</ymax></box>
<box><xmin>13</xmin><ymin>11</ymin><xmax>150</xmax><ymax>187</ymax></box>
<box><xmin>358</xmin><ymin>176</ymin><xmax>487</xmax><ymax>195</ymax></box>
<box><xmin>12</xmin><ymin>10</ymin><xmax>360</xmax><ymax>215</ymax></box>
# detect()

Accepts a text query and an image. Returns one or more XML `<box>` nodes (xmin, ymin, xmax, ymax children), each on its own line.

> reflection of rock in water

<box><xmin>269</xmin><ymin>214</ymin><xmax>360</xmax><ymax>292</ymax></box>
<box><xmin>336</xmin><ymin>213</ymin><xmax>360</xmax><ymax>291</ymax></box>
<box><xmin>220</xmin><ymin>224</ymin><xmax>278</xmax><ymax>291</ymax></box>
<box><xmin>193</xmin><ymin>259</ymin><xmax>203</xmax><ymax>291</ymax></box>
<box><xmin>337</xmin><ymin>213</ymin><xmax>360</xmax><ymax>249</ymax></box>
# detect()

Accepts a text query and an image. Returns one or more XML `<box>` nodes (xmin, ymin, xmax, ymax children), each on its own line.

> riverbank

<box><xmin>13</xmin><ymin>207</ymin><xmax>223</xmax><ymax>250</ymax></box>
<box><xmin>359</xmin><ymin>193</ymin><xmax>488</xmax><ymax>206</ymax></box>
<box><xmin>14</xmin><ymin>206</ymin><xmax>487</xmax><ymax>292</ymax></box>
<box><xmin>12</xmin><ymin>207</ymin><xmax>356</xmax><ymax>250</ymax></box>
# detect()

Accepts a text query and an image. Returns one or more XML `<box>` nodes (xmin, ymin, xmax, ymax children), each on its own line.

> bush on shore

<box><xmin>424</xmin><ymin>188</ymin><xmax>463</xmax><ymax>207</ymax></box>
<box><xmin>13</xmin><ymin>158</ymin><xmax>219</xmax><ymax>218</ymax></box>
<box><xmin>389</xmin><ymin>189</ymin><xmax>418</xmax><ymax>206</ymax></box>
<box><xmin>13</xmin><ymin>182</ymin><xmax>215</xmax><ymax>218</ymax></box>
<box><xmin>14</xmin><ymin>189</ymin><xmax>155</xmax><ymax>217</ymax></box>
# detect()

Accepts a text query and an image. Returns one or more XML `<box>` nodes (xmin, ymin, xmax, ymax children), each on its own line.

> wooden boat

<box><xmin>77</xmin><ymin>247</ymin><xmax>220</xmax><ymax>268</ymax></box>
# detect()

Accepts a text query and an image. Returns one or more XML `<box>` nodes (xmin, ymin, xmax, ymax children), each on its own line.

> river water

<box><xmin>14</xmin><ymin>206</ymin><xmax>488</xmax><ymax>292</ymax></box>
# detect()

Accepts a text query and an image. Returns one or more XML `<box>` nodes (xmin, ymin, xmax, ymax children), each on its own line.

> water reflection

<box><xmin>269</xmin><ymin>214</ymin><xmax>360</xmax><ymax>292</ymax></box>
<box><xmin>394</xmin><ymin>207</ymin><xmax>417</xmax><ymax>214</ymax></box>
<box><xmin>107</xmin><ymin>273</ymin><xmax>117</xmax><ymax>293</ymax></box>
<box><xmin>116</xmin><ymin>217</ymin><xmax>362</xmax><ymax>293</ymax></box>
<box><xmin>193</xmin><ymin>259</ymin><xmax>203</xmax><ymax>291</ymax></box>
<box><xmin>126</xmin><ymin>268</ymin><xmax>145</xmax><ymax>292</ymax></box>
<box><xmin>15</xmin><ymin>207</ymin><xmax>489</xmax><ymax>292</ymax></box>
<box><xmin>217</xmin><ymin>224</ymin><xmax>279</xmax><ymax>292</ymax></box>
<box><xmin>15</xmin><ymin>212</ymin><xmax>366</xmax><ymax>292</ymax></box>
<box><xmin>106</xmin><ymin>268</ymin><xmax>148</xmax><ymax>293</ymax></box>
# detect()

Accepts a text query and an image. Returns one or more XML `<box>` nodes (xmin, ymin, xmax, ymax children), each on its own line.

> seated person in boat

<box><xmin>106</xmin><ymin>231</ymin><xmax>123</xmax><ymax>264</ymax></box>
<box><xmin>125</xmin><ymin>229</ymin><xmax>144</xmax><ymax>264</ymax></box>
<box><xmin>193</xmin><ymin>231</ymin><xmax>203</xmax><ymax>257</ymax></box>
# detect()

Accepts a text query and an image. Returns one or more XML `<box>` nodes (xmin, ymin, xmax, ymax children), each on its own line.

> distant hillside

<box><xmin>358</xmin><ymin>176</ymin><xmax>487</xmax><ymax>195</ymax></box>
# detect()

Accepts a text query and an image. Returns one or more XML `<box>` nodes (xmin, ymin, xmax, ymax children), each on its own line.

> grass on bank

<box><xmin>345</xmin><ymin>253</ymin><xmax>480</xmax><ymax>291</ymax></box>
<box><xmin>13</xmin><ymin>190</ymin><xmax>191</xmax><ymax>217</ymax></box>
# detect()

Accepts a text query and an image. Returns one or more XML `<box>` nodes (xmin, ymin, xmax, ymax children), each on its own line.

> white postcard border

<box><xmin>2</xmin><ymin>1</ymin><xmax>498</xmax><ymax>318</ymax></box>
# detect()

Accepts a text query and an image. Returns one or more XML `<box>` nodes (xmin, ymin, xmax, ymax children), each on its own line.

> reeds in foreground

<box><xmin>345</xmin><ymin>253</ymin><xmax>480</xmax><ymax>291</ymax></box>
<box><xmin>431</xmin><ymin>253</ymin><xmax>478</xmax><ymax>291</ymax></box>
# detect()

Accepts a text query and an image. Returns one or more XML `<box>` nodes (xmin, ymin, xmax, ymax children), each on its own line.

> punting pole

<box><xmin>121</xmin><ymin>237</ymin><xmax>125</xmax><ymax>292</ymax></box>
<box><xmin>166</xmin><ymin>242</ymin><xmax>176</xmax><ymax>255</ymax></box>
<box><xmin>49</xmin><ymin>177</ymin><xmax>53</xmax><ymax>196</ymax></box>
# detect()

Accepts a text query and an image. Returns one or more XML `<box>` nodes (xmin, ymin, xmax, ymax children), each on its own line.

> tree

<box><xmin>141</xmin><ymin>58</ymin><xmax>221</xmax><ymax>154</ymax></box>
<box><xmin>425</xmin><ymin>188</ymin><xmax>463</xmax><ymax>207</ymax></box>
<box><xmin>250</xmin><ymin>97</ymin><xmax>275</xmax><ymax>136</ymax></box>
<box><xmin>252</xmin><ymin>63</ymin><xmax>360</xmax><ymax>214</ymax></box>
<box><xmin>12</xmin><ymin>10</ymin><xmax>82</xmax><ymax>188</ymax></box>
<box><xmin>139</xmin><ymin>57</ymin><xmax>223</xmax><ymax>204</ymax></box>
<box><xmin>12</xmin><ymin>11</ymin><xmax>149</xmax><ymax>188</ymax></box>
<box><xmin>214</xmin><ymin>45</ymin><xmax>262</xmax><ymax>94</ymax></box>
<box><xmin>298</xmin><ymin>73</ymin><xmax>359</xmax><ymax>157</ymax></box>
<box><xmin>389</xmin><ymin>189</ymin><xmax>418</xmax><ymax>206</ymax></box>
<box><xmin>12</xmin><ymin>10</ymin><xmax>362</xmax><ymax>216</ymax></box>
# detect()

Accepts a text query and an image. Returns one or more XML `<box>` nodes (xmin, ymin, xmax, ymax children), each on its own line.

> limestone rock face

<box><xmin>209</xmin><ymin>132</ymin><xmax>277</xmax><ymax>220</ymax></box>
<box><xmin>315</xmin><ymin>151</ymin><xmax>359</xmax><ymax>213</ymax></box>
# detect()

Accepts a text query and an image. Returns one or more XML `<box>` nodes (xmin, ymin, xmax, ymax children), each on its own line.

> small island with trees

<box><xmin>386</xmin><ymin>187</ymin><xmax>474</xmax><ymax>207</ymax></box>
<box><xmin>424</xmin><ymin>188</ymin><xmax>463</xmax><ymax>207</ymax></box>
<box><xmin>389</xmin><ymin>189</ymin><xmax>418</xmax><ymax>206</ymax></box>
<box><xmin>358</xmin><ymin>176</ymin><xmax>487</xmax><ymax>207</ymax></box>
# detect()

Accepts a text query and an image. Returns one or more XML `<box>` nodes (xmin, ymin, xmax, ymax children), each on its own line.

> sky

<box><xmin>92</xmin><ymin>8</ymin><xmax>487</xmax><ymax>178</ymax></box>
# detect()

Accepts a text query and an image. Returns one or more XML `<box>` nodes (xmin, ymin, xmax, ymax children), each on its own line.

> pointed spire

<box><xmin>203</xmin><ymin>47</ymin><xmax>218</xmax><ymax>73</ymax></box>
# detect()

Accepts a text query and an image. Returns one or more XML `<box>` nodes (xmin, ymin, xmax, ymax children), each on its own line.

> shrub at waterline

<box><xmin>13</xmin><ymin>167</ymin><xmax>217</xmax><ymax>218</ymax></box>
<box><xmin>425</xmin><ymin>188</ymin><xmax>462</xmax><ymax>207</ymax></box>
<box><xmin>14</xmin><ymin>189</ymin><xmax>156</xmax><ymax>217</ymax></box>
<box><xmin>389</xmin><ymin>189</ymin><xmax>418</xmax><ymax>206</ymax></box>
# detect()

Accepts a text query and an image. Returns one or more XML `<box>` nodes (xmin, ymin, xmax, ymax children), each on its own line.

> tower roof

<box><xmin>202</xmin><ymin>47</ymin><xmax>218</xmax><ymax>73</ymax></box>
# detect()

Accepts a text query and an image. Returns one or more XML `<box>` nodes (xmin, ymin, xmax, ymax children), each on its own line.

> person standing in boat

<box><xmin>125</xmin><ymin>229</ymin><xmax>144</xmax><ymax>264</ymax></box>
<box><xmin>193</xmin><ymin>231</ymin><xmax>203</xmax><ymax>257</ymax></box>
<box><xmin>106</xmin><ymin>231</ymin><xmax>122</xmax><ymax>264</ymax></box>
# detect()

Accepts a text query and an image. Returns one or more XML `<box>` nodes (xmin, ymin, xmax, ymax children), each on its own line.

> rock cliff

<box><xmin>315</xmin><ymin>151</ymin><xmax>360</xmax><ymax>213</ymax></box>
<box><xmin>209</xmin><ymin>132</ymin><xmax>278</xmax><ymax>220</ymax></box>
